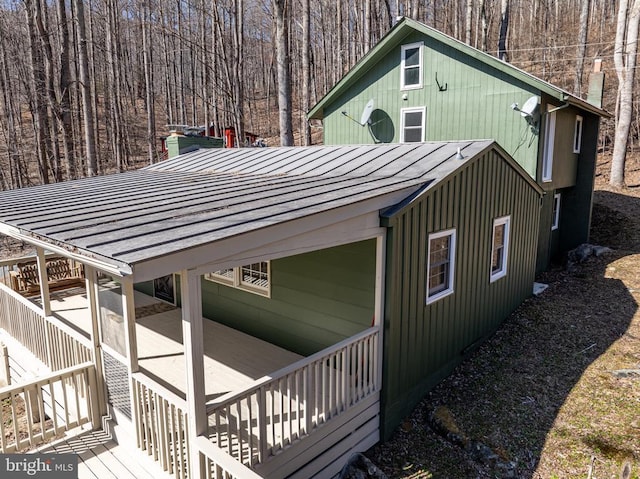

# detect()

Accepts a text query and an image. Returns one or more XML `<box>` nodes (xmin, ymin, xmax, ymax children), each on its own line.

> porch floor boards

<box><xmin>38</xmin><ymin>420</ymin><xmax>172</xmax><ymax>479</ymax></box>
<box><xmin>39</xmin><ymin>287</ymin><xmax>303</xmax><ymax>399</ymax></box>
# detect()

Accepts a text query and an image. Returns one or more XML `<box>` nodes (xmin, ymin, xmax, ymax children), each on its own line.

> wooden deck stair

<box><xmin>38</xmin><ymin>418</ymin><xmax>173</xmax><ymax>479</ymax></box>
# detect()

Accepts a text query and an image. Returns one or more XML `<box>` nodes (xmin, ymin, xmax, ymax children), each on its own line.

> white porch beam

<box><xmin>134</xmin><ymin>209</ymin><xmax>387</xmax><ymax>282</ymax></box>
<box><xmin>181</xmin><ymin>268</ymin><xmax>207</xmax><ymax>479</ymax></box>
<box><xmin>35</xmin><ymin>247</ymin><xmax>51</xmax><ymax>316</ymax></box>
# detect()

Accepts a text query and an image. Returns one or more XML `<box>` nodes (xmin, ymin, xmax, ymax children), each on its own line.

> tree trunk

<box><xmin>611</xmin><ymin>0</ymin><xmax>640</xmax><ymax>187</ymax></box>
<box><xmin>465</xmin><ymin>0</ymin><xmax>474</xmax><ymax>44</ymax></box>
<box><xmin>498</xmin><ymin>0</ymin><xmax>509</xmax><ymax>61</ymax></box>
<box><xmin>274</xmin><ymin>0</ymin><xmax>293</xmax><ymax>146</ymax></box>
<box><xmin>302</xmin><ymin>0</ymin><xmax>311</xmax><ymax>146</ymax></box>
<box><xmin>573</xmin><ymin>0</ymin><xmax>591</xmax><ymax>95</ymax></box>
<box><xmin>73</xmin><ymin>0</ymin><xmax>97</xmax><ymax>176</ymax></box>
<box><xmin>480</xmin><ymin>0</ymin><xmax>488</xmax><ymax>52</ymax></box>
<box><xmin>25</xmin><ymin>0</ymin><xmax>50</xmax><ymax>184</ymax></box>
<box><xmin>142</xmin><ymin>0</ymin><xmax>156</xmax><ymax>163</ymax></box>
<box><xmin>57</xmin><ymin>0</ymin><xmax>76</xmax><ymax>179</ymax></box>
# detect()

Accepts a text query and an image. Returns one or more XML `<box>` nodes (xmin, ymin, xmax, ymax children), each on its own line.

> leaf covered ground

<box><xmin>367</xmin><ymin>168</ymin><xmax>640</xmax><ymax>479</ymax></box>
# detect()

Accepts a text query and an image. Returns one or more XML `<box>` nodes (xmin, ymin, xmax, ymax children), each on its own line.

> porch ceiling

<box><xmin>0</xmin><ymin>140</ymin><xmax>493</xmax><ymax>280</ymax></box>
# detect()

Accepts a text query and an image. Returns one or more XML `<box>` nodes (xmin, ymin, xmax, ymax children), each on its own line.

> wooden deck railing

<box><xmin>196</xmin><ymin>436</ymin><xmax>262</xmax><ymax>479</ymax></box>
<box><xmin>0</xmin><ymin>283</ymin><xmax>92</xmax><ymax>371</ymax></box>
<box><xmin>205</xmin><ymin>327</ymin><xmax>380</xmax><ymax>469</ymax></box>
<box><xmin>0</xmin><ymin>362</ymin><xmax>99</xmax><ymax>453</ymax></box>
<box><xmin>132</xmin><ymin>373</ymin><xmax>191</xmax><ymax>479</ymax></box>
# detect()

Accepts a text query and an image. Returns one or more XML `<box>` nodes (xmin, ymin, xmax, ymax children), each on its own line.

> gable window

<box><xmin>426</xmin><ymin>229</ymin><xmax>456</xmax><ymax>304</ymax></box>
<box><xmin>542</xmin><ymin>109</ymin><xmax>557</xmax><ymax>182</ymax></box>
<box><xmin>400</xmin><ymin>107</ymin><xmax>426</xmax><ymax>143</ymax></box>
<box><xmin>573</xmin><ymin>115</ymin><xmax>583</xmax><ymax>153</ymax></box>
<box><xmin>400</xmin><ymin>42</ymin><xmax>423</xmax><ymax>90</ymax></box>
<box><xmin>552</xmin><ymin>193</ymin><xmax>561</xmax><ymax>230</ymax></box>
<box><xmin>205</xmin><ymin>261</ymin><xmax>270</xmax><ymax>297</ymax></box>
<box><xmin>490</xmin><ymin>216</ymin><xmax>511</xmax><ymax>282</ymax></box>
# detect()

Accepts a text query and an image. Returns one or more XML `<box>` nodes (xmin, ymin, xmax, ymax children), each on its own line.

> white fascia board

<box><xmin>131</xmin><ymin>186</ymin><xmax>419</xmax><ymax>282</ymax></box>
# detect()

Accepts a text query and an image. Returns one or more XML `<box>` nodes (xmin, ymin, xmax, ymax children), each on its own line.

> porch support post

<box><xmin>35</xmin><ymin>247</ymin><xmax>51</xmax><ymax>316</ymax></box>
<box><xmin>121</xmin><ymin>279</ymin><xmax>139</xmax><ymax>373</ymax></box>
<box><xmin>121</xmin><ymin>278</ymin><xmax>141</xmax><ymax>440</ymax></box>
<box><xmin>374</xmin><ymin>234</ymin><xmax>386</xmax><ymax>389</ymax></box>
<box><xmin>181</xmin><ymin>269</ymin><xmax>207</xmax><ymax>479</ymax></box>
<box><xmin>85</xmin><ymin>266</ymin><xmax>107</xmax><ymax>419</ymax></box>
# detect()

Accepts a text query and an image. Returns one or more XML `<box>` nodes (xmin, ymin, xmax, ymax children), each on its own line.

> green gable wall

<box><xmin>381</xmin><ymin>149</ymin><xmax>541</xmax><ymax>438</ymax></box>
<box><xmin>323</xmin><ymin>31</ymin><xmax>540</xmax><ymax>177</ymax></box>
<box><xmin>200</xmin><ymin>240</ymin><xmax>376</xmax><ymax>356</ymax></box>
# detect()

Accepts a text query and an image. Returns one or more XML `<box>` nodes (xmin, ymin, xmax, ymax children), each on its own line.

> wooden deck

<box><xmin>36</xmin><ymin>287</ymin><xmax>302</xmax><ymax>399</ymax></box>
<box><xmin>38</xmin><ymin>419</ymin><xmax>173</xmax><ymax>479</ymax></box>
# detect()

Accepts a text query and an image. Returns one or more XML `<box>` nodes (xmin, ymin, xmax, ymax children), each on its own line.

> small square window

<box><xmin>573</xmin><ymin>115</ymin><xmax>583</xmax><ymax>153</ymax></box>
<box><xmin>205</xmin><ymin>262</ymin><xmax>270</xmax><ymax>297</ymax></box>
<box><xmin>400</xmin><ymin>107</ymin><xmax>426</xmax><ymax>143</ymax></box>
<box><xmin>401</xmin><ymin>42</ymin><xmax>423</xmax><ymax>90</ymax></box>
<box><xmin>490</xmin><ymin>216</ymin><xmax>510</xmax><ymax>282</ymax></box>
<box><xmin>427</xmin><ymin>229</ymin><xmax>456</xmax><ymax>304</ymax></box>
<box><xmin>552</xmin><ymin>193</ymin><xmax>561</xmax><ymax>231</ymax></box>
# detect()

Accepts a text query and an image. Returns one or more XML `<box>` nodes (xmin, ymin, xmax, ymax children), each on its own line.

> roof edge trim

<box><xmin>0</xmin><ymin>223</ymin><xmax>133</xmax><ymax>278</ymax></box>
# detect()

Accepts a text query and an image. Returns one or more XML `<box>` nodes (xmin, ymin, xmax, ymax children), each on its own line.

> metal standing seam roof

<box><xmin>0</xmin><ymin>140</ymin><xmax>493</xmax><ymax>272</ymax></box>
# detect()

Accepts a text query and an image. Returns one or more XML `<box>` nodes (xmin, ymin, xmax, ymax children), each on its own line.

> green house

<box><xmin>308</xmin><ymin>17</ymin><xmax>608</xmax><ymax>272</ymax></box>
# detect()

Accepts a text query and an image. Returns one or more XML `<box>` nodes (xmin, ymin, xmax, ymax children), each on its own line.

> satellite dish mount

<box><xmin>510</xmin><ymin>95</ymin><xmax>540</xmax><ymax>134</ymax></box>
<box><xmin>342</xmin><ymin>99</ymin><xmax>375</xmax><ymax>127</ymax></box>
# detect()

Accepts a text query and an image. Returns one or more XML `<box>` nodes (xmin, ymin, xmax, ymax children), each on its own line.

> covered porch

<box><xmin>0</xmin><ymin>237</ymin><xmax>383</xmax><ymax>479</ymax></box>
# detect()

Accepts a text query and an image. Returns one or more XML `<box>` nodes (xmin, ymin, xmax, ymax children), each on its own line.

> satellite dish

<box><xmin>360</xmin><ymin>99</ymin><xmax>375</xmax><ymax>126</ymax></box>
<box><xmin>520</xmin><ymin>96</ymin><xmax>540</xmax><ymax>121</ymax></box>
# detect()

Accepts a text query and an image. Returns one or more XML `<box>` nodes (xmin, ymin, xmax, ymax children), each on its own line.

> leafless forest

<box><xmin>0</xmin><ymin>0</ymin><xmax>630</xmax><ymax>189</ymax></box>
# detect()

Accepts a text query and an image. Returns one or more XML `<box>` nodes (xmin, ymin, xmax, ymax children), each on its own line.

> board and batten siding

<box><xmin>381</xmin><ymin>149</ymin><xmax>541</xmax><ymax>437</ymax></box>
<box><xmin>323</xmin><ymin>31</ymin><xmax>540</xmax><ymax>177</ymax></box>
<box><xmin>200</xmin><ymin>240</ymin><xmax>376</xmax><ymax>357</ymax></box>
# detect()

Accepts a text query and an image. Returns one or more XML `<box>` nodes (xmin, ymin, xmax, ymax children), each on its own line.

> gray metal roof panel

<box><xmin>0</xmin><ymin>140</ymin><xmax>495</xmax><ymax>268</ymax></box>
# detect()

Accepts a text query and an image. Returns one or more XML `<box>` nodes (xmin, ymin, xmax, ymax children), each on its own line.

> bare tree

<box><xmin>611</xmin><ymin>0</ymin><xmax>640</xmax><ymax>187</ymax></box>
<box><xmin>574</xmin><ymin>0</ymin><xmax>591</xmax><ymax>95</ymax></box>
<box><xmin>73</xmin><ymin>0</ymin><xmax>97</xmax><ymax>176</ymax></box>
<box><xmin>273</xmin><ymin>0</ymin><xmax>293</xmax><ymax>146</ymax></box>
<box><xmin>498</xmin><ymin>0</ymin><xmax>509</xmax><ymax>61</ymax></box>
<box><xmin>302</xmin><ymin>0</ymin><xmax>311</xmax><ymax>146</ymax></box>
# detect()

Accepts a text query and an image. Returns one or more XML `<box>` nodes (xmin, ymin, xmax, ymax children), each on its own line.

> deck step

<box><xmin>36</xmin><ymin>417</ymin><xmax>174</xmax><ymax>479</ymax></box>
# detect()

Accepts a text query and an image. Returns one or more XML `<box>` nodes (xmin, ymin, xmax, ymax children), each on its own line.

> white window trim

<box><xmin>204</xmin><ymin>262</ymin><xmax>271</xmax><ymax>297</ymax></box>
<box><xmin>490</xmin><ymin>216</ymin><xmax>511</xmax><ymax>283</ymax></box>
<box><xmin>400</xmin><ymin>106</ymin><xmax>426</xmax><ymax>143</ymax></box>
<box><xmin>426</xmin><ymin>228</ymin><xmax>456</xmax><ymax>305</ymax></box>
<box><xmin>542</xmin><ymin>109</ymin><xmax>556</xmax><ymax>182</ymax></box>
<box><xmin>552</xmin><ymin>193</ymin><xmax>561</xmax><ymax>231</ymax></box>
<box><xmin>573</xmin><ymin>115</ymin><xmax>583</xmax><ymax>153</ymax></box>
<box><xmin>400</xmin><ymin>42</ymin><xmax>424</xmax><ymax>90</ymax></box>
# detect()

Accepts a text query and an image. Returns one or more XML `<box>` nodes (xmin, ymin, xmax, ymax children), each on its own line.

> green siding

<box><xmin>200</xmin><ymin>241</ymin><xmax>376</xmax><ymax>356</ymax></box>
<box><xmin>323</xmin><ymin>31</ymin><xmax>540</xmax><ymax>177</ymax></box>
<box><xmin>382</xmin><ymin>149</ymin><xmax>541</xmax><ymax>437</ymax></box>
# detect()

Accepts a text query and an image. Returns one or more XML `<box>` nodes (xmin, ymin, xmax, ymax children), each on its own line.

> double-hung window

<box><xmin>400</xmin><ymin>107</ymin><xmax>426</xmax><ymax>143</ymax></box>
<box><xmin>426</xmin><ymin>229</ymin><xmax>456</xmax><ymax>304</ymax></box>
<box><xmin>542</xmin><ymin>108</ymin><xmax>557</xmax><ymax>182</ymax></box>
<box><xmin>205</xmin><ymin>261</ymin><xmax>270</xmax><ymax>297</ymax></box>
<box><xmin>490</xmin><ymin>216</ymin><xmax>511</xmax><ymax>282</ymax></box>
<box><xmin>401</xmin><ymin>42</ymin><xmax>423</xmax><ymax>90</ymax></box>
